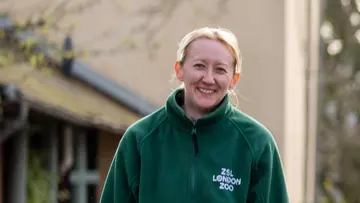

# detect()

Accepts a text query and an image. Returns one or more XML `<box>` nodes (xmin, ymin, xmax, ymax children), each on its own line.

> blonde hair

<box><xmin>176</xmin><ymin>27</ymin><xmax>242</xmax><ymax>75</ymax></box>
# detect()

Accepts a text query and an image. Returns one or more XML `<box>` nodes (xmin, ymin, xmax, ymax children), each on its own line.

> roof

<box><xmin>0</xmin><ymin>60</ymin><xmax>140</xmax><ymax>133</ymax></box>
<box><xmin>0</xmin><ymin>15</ymin><xmax>159</xmax><ymax>133</ymax></box>
<box><xmin>68</xmin><ymin>59</ymin><xmax>158</xmax><ymax>116</ymax></box>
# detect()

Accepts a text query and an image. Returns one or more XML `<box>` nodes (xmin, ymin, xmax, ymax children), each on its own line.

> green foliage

<box><xmin>318</xmin><ymin>0</ymin><xmax>360</xmax><ymax>202</ymax></box>
<box><xmin>27</xmin><ymin>150</ymin><xmax>52</xmax><ymax>203</ymax></box>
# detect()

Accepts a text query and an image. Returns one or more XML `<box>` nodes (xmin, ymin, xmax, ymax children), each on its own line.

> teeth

<box><xmin>199</xmin><ymin>88</ymin><xmax>214</xmax><ymax>94</ymax></box>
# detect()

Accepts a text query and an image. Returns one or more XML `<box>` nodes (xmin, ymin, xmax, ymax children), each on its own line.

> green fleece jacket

<box><xmin>99</xmin><ymin>88</ymin><xmax>289</xmax><ymax>203</ymax></box>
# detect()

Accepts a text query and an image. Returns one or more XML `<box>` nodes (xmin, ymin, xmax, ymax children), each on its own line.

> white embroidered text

<box><xmin>212</xmin><ymin>168</ymin><xmax>241</xmax><ymax>192</ymax></box>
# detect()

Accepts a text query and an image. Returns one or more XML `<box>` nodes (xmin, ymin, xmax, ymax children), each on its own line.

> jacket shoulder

<box><xmin>229</xmin><ymin>108</ymin><xmax>278</xmax><ymax>158</ymax></box>
<box><xmin>121</xmin><ymin>107</ymin><xmax>167</xmax><ymax>145</ymax></box>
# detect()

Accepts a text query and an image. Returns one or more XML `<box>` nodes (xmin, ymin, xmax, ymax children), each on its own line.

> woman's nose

<box><xmin>202</xmin><ymin>71</ymin><xmax>215</xmax><ymax>84</ymax></box>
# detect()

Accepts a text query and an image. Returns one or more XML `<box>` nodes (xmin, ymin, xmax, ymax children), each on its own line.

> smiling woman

<box><xmin>174</xmin><ymin>27</ymin><xmax>241</xmax><ymax>121</ymax></box>
<box><xmin>99</xmin><ymin>27</ymin><xmax>290</xmax><ymax>203</ymax></box>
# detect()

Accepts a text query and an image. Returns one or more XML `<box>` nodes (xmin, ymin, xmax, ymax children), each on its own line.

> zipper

<box><xmin>192</xmin><ymin>127</ymin><xmax>199</xmax><ymax>155</ymax></box>
<box><xmin>190</xmin><ymin>126</ymin><xmax>198</xmax><ymax>195</ymax></box>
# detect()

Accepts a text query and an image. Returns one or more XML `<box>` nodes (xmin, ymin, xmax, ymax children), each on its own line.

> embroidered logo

<box><xmin>212</xmin><ymin>168</ymin><xmax>241</xmax><ymax>192</ymax></box>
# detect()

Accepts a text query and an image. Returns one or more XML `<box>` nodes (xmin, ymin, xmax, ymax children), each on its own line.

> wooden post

<box><xmin>3</xmin><ymin>100</ymin><xmax>29</xmax><ymax>203</ymax></box>
<box><xmin>7</xmin><ymin>131</ymin><xmax>28</xmax><ymax>203</ymax></box>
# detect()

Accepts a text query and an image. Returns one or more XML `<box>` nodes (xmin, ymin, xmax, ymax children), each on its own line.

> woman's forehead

<box><xmin>186</xmin><ymin>39</ymin><xmax>234</xmax><ymax>64</ymax></box>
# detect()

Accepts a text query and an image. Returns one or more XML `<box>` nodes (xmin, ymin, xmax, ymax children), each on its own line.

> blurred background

<box><xmin>0</xmin><ymin>0</ymin><xmax>359</xmax><ymax>202</ymax></box>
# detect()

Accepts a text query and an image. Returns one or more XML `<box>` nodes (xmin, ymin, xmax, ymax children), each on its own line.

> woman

<box><xmin>100</xmin><ymin>27</ymin><xmax>289</xmax><ymax>203</ymax></box>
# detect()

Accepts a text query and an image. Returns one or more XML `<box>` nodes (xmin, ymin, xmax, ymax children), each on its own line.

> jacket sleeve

<box><xmin>247</xmin><ymin>140</ymin><xmax>289</xmax><ymax>203</ymax></box>
<box><xmin>99</xmin><ymin>131</ymin><xmax>140</xmax><ymax>203</ymax></box>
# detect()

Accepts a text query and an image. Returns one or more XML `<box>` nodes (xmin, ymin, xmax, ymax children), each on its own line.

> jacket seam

<box><xmin>228</xmin><ymin>117</ymin><xmax>256</xmax><ymax>170</ymax></box>
<box><xmin>138</xmin><ymin>112</ymin><xmax>168</xmax><ymax>152</ymax></box>
<box><xmin>131</xmin><ymin>113</ymin><xmax>167</xmax><ymax>190</ymax></box>
<box><xmin>121</xmin><ymin>135</ymin><xmax>140</xmax><ymax>195</ymax></box>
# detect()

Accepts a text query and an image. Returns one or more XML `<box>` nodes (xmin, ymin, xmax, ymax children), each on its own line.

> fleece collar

<box><xmin>165</xmin><ymin>88</ymin><xmax>233</xmax><ymax>132</ymax></box>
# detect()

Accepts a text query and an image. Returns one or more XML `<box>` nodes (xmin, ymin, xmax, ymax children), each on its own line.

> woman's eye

<box><xmin>194</xmin><ymin>64</ymin><xmax>205</xmax><ymax>68</ymax></box>
<box><xmin>216</xmin><ymin>68</ymin><xmax>227</xmax><ymax>73</ymax></box>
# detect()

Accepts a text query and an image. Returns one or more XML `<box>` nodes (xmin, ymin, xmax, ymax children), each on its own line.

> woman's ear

<box><xmin>174</xmin><ymin>61</ymin><xmax>184</xmax><ymax>82</ymax></box>
<box><xmin>230</xmin><ymin>73</ymin><xmax>240</xmax><ymax>89</ymax></box>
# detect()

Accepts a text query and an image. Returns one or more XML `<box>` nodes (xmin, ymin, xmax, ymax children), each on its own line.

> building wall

<box><xmin>283</xmin><ymin>0</ymin><xmax>308</xmax><ymax>201</ymax></box>
<box><xmin>98</xmin><ymin>131</ymin><xmax>122</xmax><ymax>203</ymax></box>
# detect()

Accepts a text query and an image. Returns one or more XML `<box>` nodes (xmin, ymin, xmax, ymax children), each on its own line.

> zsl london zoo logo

<box><xmin>212</xmin><ymin>168</ymin><xmax>242</xmax><ymax>192</ymax></box>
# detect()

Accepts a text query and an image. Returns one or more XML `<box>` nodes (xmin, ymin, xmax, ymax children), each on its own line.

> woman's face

<box><xmin>175</xmin><ymin>38</ymin><xmax>239</xmax><ymax>113</ymax></box>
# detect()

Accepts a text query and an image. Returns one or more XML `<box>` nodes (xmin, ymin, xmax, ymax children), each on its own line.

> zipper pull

<box><xmin>191</xmin><ymin>127</ymin><xmax>196</xmax><ymax>135</ymax></box>
<box><xmin>192</xmin><ymin>127</ymin><xmax>199</xmax><ymax>155</ymax></box>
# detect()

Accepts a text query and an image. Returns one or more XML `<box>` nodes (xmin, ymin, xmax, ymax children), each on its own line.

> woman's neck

<box><xmin>182</xmin><ymin>101</ymin><xmax>212</xmax><ymax>123</ymax></box>
<box><xmin>183</xmin><ymin>105</ymin><xmax>202</xmax><ymax>122</ymax></box>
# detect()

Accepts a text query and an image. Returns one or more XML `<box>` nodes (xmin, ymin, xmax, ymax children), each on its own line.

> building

<box><xmin>0</xmin><ymin>16</ymin><xmax>157</xmax><ymax>203</ymax></box>
<box><xmin>0</xmin><ymin>0</ymin><xmax>322</xmax><ymax>201</ymax></box>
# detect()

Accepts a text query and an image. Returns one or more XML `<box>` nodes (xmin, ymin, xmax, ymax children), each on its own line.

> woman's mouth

<box><xmin>197</xmin><ymin>88</ymin><xmax>215</xmax><ymax>94</ymax></box>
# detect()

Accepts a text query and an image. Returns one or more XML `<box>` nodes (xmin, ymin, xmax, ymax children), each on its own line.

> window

<box><xmin>56</xmin><ymin>126</ymin><xmax>99</xmax><ymax>203</ymax></box>
<box><xmin>69</xmin><ymin>129</ymin><xmax>99</xmax><ymax>203</ymax></box>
